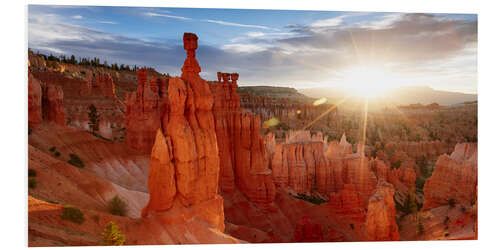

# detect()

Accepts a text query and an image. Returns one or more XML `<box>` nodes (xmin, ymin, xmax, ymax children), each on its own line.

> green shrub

<box><xmin>108</xmin><ymin>196</ymin><xmax>127</xmax><ymax>216</ymax></box>
<box><xmin>49</xmin><ymin>146</ymin><xmax>56</xmax><ymax>152</ymax></box>
<box><xmin>101</xmin><ymin>221</ymin><xmax>125</xmax><ymax>246</ymax></box>
<box><xmin>444</xmin><ymin>232</ymin><xmax>450</xmax><ymax>237</ymax></box>
<box><xmin>93</xmin><ymin>215</ymin><xmax>100</xmax><ymax>223</ymax></box>
<box><xmin>28</xmin><ymin>178</ymin><xmax>37</xmax><ymax>189</ymax></box>
<box><xmin>54</xmin><ymin>151</ymin><xmax>61</xmax><ymax>157</ymax></box>
<box><xmin>61</xmin><ymin>205</ymin><xmax>85</xmax><ymax>224</ymax></box>
<box><xmin>68</xmin><ymin>153</ymin><xmax>84</xmax><ymax>168</ymax></box>
<box><xmin>28</xmin><ymin>168</ymin><xmax>37</xmax><ymax>177</ymax></box>
<box><xmin>28</xmin><ymin>127</ymin><xmax>32</xmax><ymax>135</ymax></box>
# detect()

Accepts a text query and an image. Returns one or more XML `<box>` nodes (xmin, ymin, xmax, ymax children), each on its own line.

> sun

<box><xmin>340</xmin><ymin>66</ymin><xmax>400</xmax><ymax>98</ymax></box>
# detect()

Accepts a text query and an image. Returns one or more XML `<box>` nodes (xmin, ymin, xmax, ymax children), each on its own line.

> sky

<box><xmin>28</xmin><ymin>5</ymin><xmax>477</xmax><ymax>94</ymax></box>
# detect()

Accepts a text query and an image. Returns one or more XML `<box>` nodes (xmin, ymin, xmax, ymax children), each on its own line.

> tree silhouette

<box><xmin>88</xmin><ymin>104</ymin><xmax>100</xmax><ymax>134</ymax></box>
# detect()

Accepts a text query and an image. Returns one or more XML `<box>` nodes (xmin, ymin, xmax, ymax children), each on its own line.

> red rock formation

<box><xmin>92</xmin><ymin>73</ymin><xmax>116</xmax><ymax>97</ymax></box>
<box><xmin>209</xmin><ymin>72</ymin><xmax>276</xmax><ymax>209</ymax></box>
<box><xmin>271</xmin><ymin>130</ymin><xmax>332</xmax><ymax>195</ymax></box>
<box><xmin>141</xmin><ymin>33</ymin><xmax>223</xmax><ymax>231</ymax></box>
<box><xmin>125</xmin><ymin>69</ymin><xmax>166</xmax><ymax>153</ymax></box>
<box><xmin>364</xmin><ymin>181</ymin><xmax>399</xmax><ymax>241</ymax></box>
<box><xmin>293</xmin><ymin>216</ymin><xmax>323</xmax><ymax>242</ymax></box>
<box><xmin>28</xmin><ymin>72</ymin><xmax>43</xmax><ymax>127</ymax></box>
<box><xmin>327</xmin><ymin>184</ymin><xmax>366</xmax><ymax>223</ymax></box>
<box><xmin>141</xmin><ymin>130</ymin><xmax>176</xmax><ymax>216</ymax></box>
<box><xmin>370</xmin><ymin>158</ymin><xmax>416</xmax><ymax>194</ymax></box>
<box><xmin>422</xmin><ymin>143</ymin><xmax>477</xmax><ymax>210</ymax></box>
<box><xmin>43</xmin><ymin>84</ymin><xmax>66</xmax><ymax>125</ymax></box>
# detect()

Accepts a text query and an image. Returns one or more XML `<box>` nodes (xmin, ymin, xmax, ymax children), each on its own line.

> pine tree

<box><xmin>88</xmin><ymin>104</ymin><xmax>100</xmax><ymax>134</ymax></box>
<box><xmin>101</xmin><ymin>221</ymin><xmax>125</xmax><ymax>246</ymax></box>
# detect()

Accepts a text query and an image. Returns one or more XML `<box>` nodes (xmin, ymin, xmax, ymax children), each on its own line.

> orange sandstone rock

<box><xmin>422</xmin><ymin>143</ymin><xmax>477</xmax><ymax>210</ymax></box>
<box><xmin>43</xmin><ymin>84</ymin><xmax>66</xmax><ymax>125</ymax></box>
<box><xmin>364</xmin><ymin>181</ymin><xmax>399</xmax><ymax>241</ymax></box>
<box><xmin>141</xmin><ymin>130</ymin><xmax>176</xmax><ymax>217</ymax></box>
<box><xmin>28</xmin><ymin>72</ymin><xmax>43</xmax><ymax>126</ymax></box>
<box><xmin>293</xmin><ymin>216</ymin><xmax>323</xmax><ymax>242</ymax></box>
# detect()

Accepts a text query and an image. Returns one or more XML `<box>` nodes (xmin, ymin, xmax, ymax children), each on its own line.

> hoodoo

<box><xmin>140</xmin><ymin>33</ymin><xmax>223</xmax><ymax>231</ymax></box>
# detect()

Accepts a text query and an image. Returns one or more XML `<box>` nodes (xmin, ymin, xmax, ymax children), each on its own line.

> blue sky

<box><xmin>28</xmin><ymin>5</ymin><xmax>477</xmax><ymax>94</ymax></box>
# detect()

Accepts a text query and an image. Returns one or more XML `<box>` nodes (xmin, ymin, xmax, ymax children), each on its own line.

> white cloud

<box><xmin>145</xmin><ymin>12</ymin><xmax>192</xmax><ymax>21</ymax></box>
<box><xmin>221</xmin><ymin>43</ymin><xmax>268</xmax><ymax>53</ymax></box>
<box><xmin>311</xmin><ymin>15</ymin><xmax>345</xmax><ymax>28</ymax></box>
<box><xmin>203</xmin><ymin>19</ymin><xmax>273</xmax><ymax>30</ymax></box>
<box><xmin>72</xmin><ymin>15</ymin><xmax>83</xmax><ymax>19</ymax></box>
<box><xmin>356</xmin><ymin>13</ymin><xmax>404</xmax><ymax>29</ymax></box>
<box><xmin>98</xmin><ymin>21</ymin><xmax>118</xmax><ymax>25</ymax></box>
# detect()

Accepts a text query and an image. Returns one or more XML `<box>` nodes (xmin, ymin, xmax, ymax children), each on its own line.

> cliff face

<box><xmin>364</xmin><ymin>181</ymin><xmax>400</xmax><ymax>241</ymax></box>
<box><xmin>28</xmin><ymin>72</ymin><xmax>43</xmax><ymax>127</ymax></box>
<box><xmin>43</xmin><ymin>84</ymin><xmax>66</xmax><ymax>125</ymax></box>
<box><xmin>125</xmin><ymin>69</ymin><xmax>166</xmax><ymax>153</ymax></box>
<box><xmin>28</xmin><ymin>71</ymin><xmax>66</xmax><ymax>126</ymax></box>
<box><xmin>292</xmin><ymin>216</ymin><xmax>323</xmax><ymax>242</ymax></box>
<box><xmin>271</xmin><ymin>130</ymin><xmax>332</xmax><ymax>195</ymax></box>
<box><xmin>422</xmin><ymin>143</ymin><xmax>477</xmax><ymax>210</ymax></box>
<box><xmin>141</xmin><ymin>33</ymin><xmax>223</xmax><ymax>231</ymax></box>
<box><xmin>29</xmin><ymin>60</ymin><xmax>125</xmax><ymax>140</ymax></box>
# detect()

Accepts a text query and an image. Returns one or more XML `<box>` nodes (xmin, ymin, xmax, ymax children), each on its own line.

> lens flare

<box><xmin>313</xmin><ymin>97</ymin><xmax>327</xmax><ymax>106</ymax></box>
<box><xmin>263</xmin><ymin>117</ymin><xmax>280</xmax><ymax>129</ymax></box>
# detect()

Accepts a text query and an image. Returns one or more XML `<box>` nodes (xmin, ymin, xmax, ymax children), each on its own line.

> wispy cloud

<box><xmin>221</xmin><ymin>43</ymin><xmax>269</xmax><ymax>53</ymax></box>
<box><xmin>145</xmin><ymin>12</ymin><xmax>192</xmax><ymax>21</ymax></box>
<box><xmin>98</xmin><ymin>21</ymin><xmax>118</xmax><ymax>25</ymax></box>
<box><xmin>311</xmin><ymin>15</ymin><xmax>345</xmax><ymax>28</ymax></box>
<box><xmin>72</xmin><ymin>15</ymin><xmax>83</xmax><ymax>19</ymax></box>
<box><xmin>203</xmin><ymin>19</ymin><xmax>273</xmax><ymax>30</ymax></box>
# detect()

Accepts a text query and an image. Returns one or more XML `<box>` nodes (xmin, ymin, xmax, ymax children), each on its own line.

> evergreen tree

<box><xmin>88</xmin><ymin>104</ymin><xmax>100</xmax><ymax>134</ymax></box>
<box><xmin>101</xmin><ymin>221</ymin><xmax>125</xmax><ymax>246</ymax></box>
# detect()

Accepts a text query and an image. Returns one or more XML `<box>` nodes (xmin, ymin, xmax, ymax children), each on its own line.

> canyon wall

<box><xmin>422</xmin><ymin>143</ymin><xmax>477</xmax><ymax>210</ymax></box>
<box><xmin>28</xmin><ymin>71</ymin><xmax>66</xmax><ymax>126</ymax></box>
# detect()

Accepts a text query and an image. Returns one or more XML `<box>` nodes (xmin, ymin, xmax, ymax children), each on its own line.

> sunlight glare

<box><xmin>340</xmin><ymin>66</ymin><xmax>400</xmax><ymax>98</ymax></box>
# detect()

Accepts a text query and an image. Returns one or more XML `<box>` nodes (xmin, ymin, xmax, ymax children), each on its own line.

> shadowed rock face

<box><xmin>208</xmin><ymin>71</ymin><xmax>276</xmax><ymax>209</ymax></box>
<box><xmin>423</xmin><ymin>143</ymin><xmax>477</xmax><ymax>210</ymax></box>
<box><xmin>125</xmin><ymin>68</ymin><xmax>165</xmax><ymax>153</ymax></box>
<box><xmin>28</xmin><ymin>70</ymin><xmax>67</xmax><ymax>126</ymax></box>
<box><xmin>28</xmin><ymin>72</ymin><xmax>43</xmax><ymax>127</ymax></box>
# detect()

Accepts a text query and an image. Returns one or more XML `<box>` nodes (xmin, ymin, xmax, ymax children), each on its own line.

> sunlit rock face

<box><xmin>364</xmin><ymin>181</ymin><xmax>400</xmax><ymax>241</ymax></box>
<box><xmin>270</xmin><ymin>130</ymin><xmax>332</xmax><ymax>195</ymax></box>
<box><xmin>422</xmin><ymin>142</ymin><xmax>477</xmax><ymax>210</ymax></box>
<box><xmin>141</xmin><ymin>33</ymin><xmax>223</xmax><ymax>231</ymax></box>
